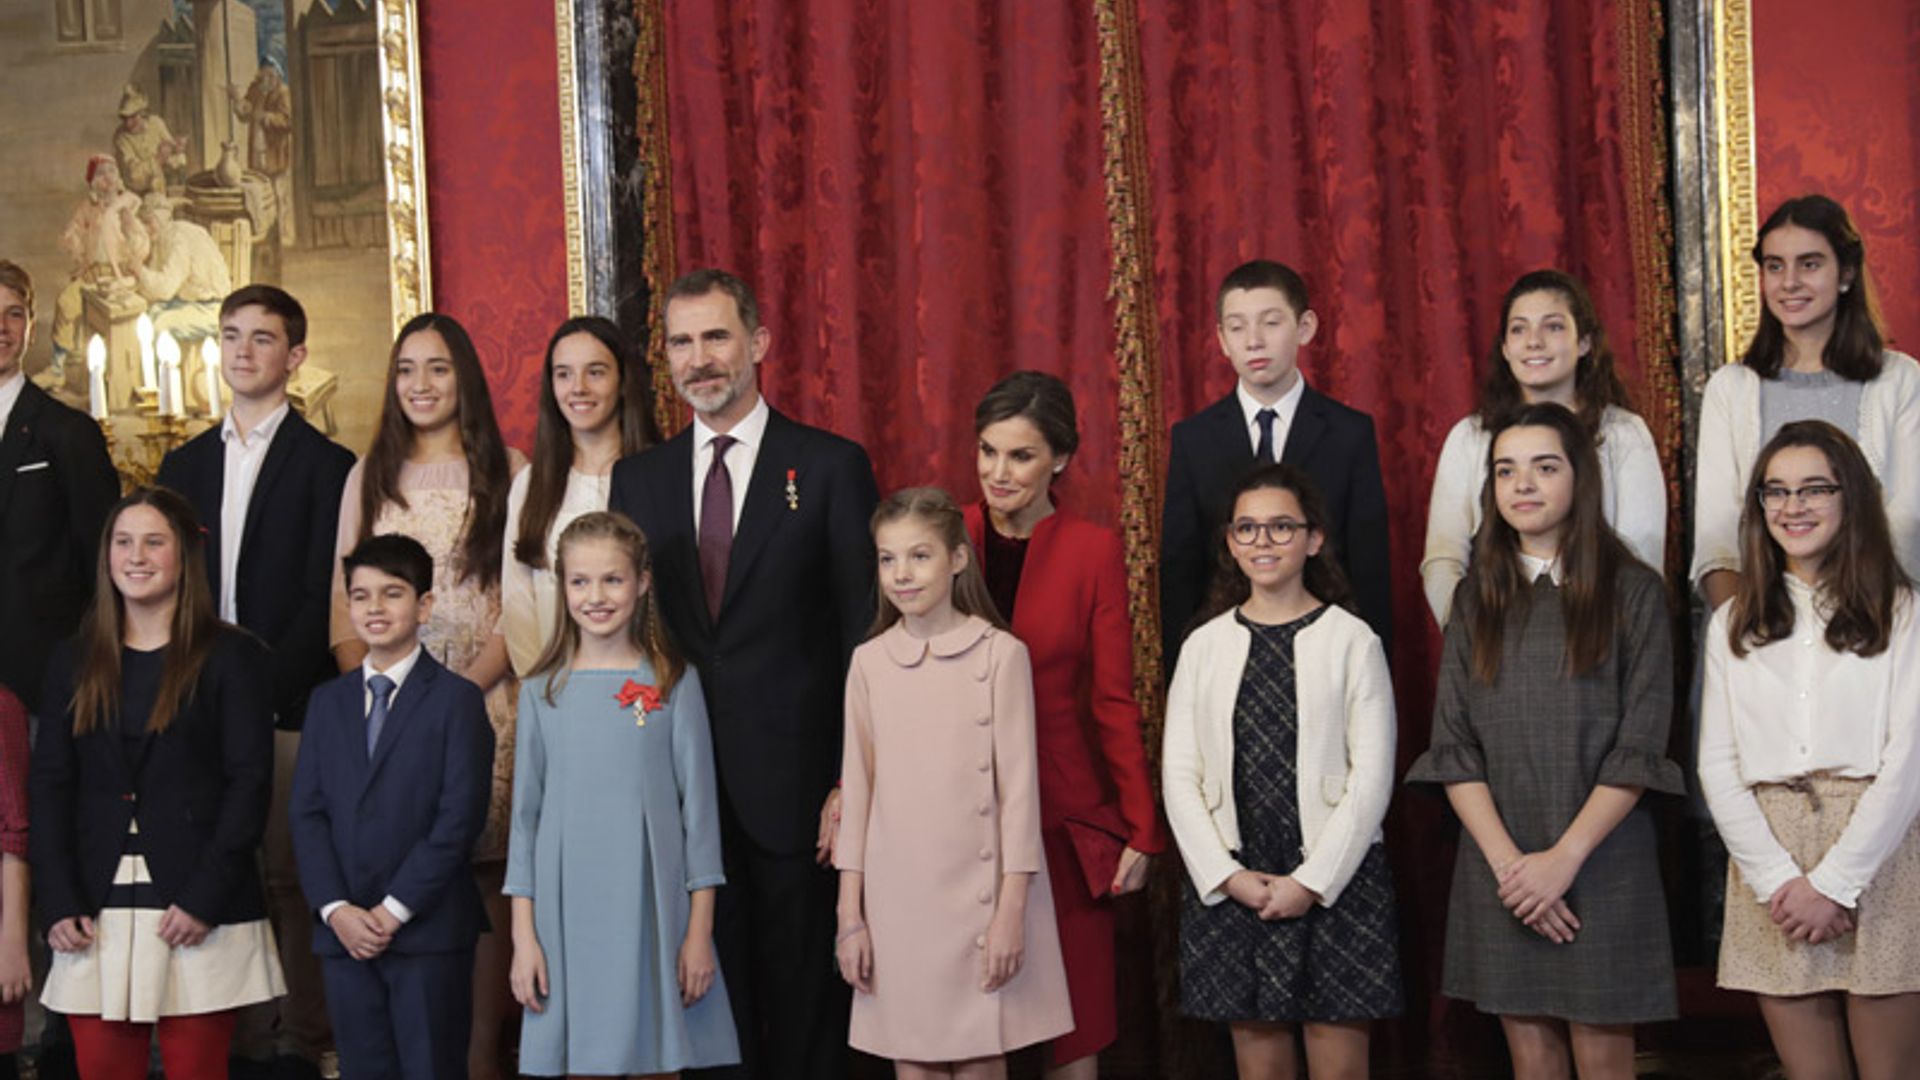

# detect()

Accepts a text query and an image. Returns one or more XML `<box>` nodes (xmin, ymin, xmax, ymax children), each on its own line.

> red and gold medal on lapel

<box><xmin>786</xmin><ymin>468</ymin><xmax>799</xmax><ymax>510</ymax></box>
<box><xmin>615</xmin><ymin>679</ymin><xmax>664</xmax><ymax>726</ymax></box>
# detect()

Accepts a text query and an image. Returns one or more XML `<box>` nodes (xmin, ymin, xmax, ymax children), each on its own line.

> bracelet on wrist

<box><xmin>836</xmin><ymin>921</ymin><xmax>866</xmax><ymax>943</ymax></box>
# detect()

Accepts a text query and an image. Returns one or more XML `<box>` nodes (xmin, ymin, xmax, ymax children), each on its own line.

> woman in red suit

<box><xmin>964</xmin><ymin>371</ymin><xmax>1167</xmax><ymax>1077</ymax></box>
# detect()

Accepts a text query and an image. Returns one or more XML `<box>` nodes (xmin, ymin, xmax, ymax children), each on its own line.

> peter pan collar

<box><xmin>879</xmin><ymin>615</ymin><xmax>993</xmax><ymax>666</ymax></box>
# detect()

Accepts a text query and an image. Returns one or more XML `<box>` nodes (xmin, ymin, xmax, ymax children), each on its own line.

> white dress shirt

<box><xmin>690</xmin><ymin>395</ymin><xmax>769</xmax><ymax>534</ymax></box>
<box><xmin>0</xmin><ymin>370</ymin><xmax>24</xmax><ymax>435</ymax></box>
<box><xmin>1699</xmin><ymin>576</ymin><xmax>1920</xmax><ymax>908</ymax></box>
<box><xmin>1236</xmin><ymin>376</ymin><xmax>1306</xmax><ymax>461</ymax></box>
<box><xmin>1421</xmin><ymin>405</ymin><xmax>1666</xmax><ymax>625</ymax></box>
<box><xmin>218</xmin><ymin>402</ymin><xmax>291</xmax><ymax>623</ymax></box>
<box><xmin>319</xmin><ymin>643</ymin><xmax>426</xmax><ymax>927</ymax></box>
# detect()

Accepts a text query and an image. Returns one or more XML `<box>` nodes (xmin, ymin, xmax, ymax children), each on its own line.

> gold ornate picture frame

<box><xmin>0</xmin><ymin>0</ymin><xmax>431</xmax><ymax>481</ymax></box>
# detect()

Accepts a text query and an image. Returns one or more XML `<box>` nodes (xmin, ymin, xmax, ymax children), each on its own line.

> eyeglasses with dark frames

<box><xmin>1756</xmin><ymin>483</ymin><xmax>1842</xmax><ymax>512</ymax></box>
<box><xmin>1229</xmin><ymin>518</ymin><xmax>1308</xmax><ymax>546</ymax></box>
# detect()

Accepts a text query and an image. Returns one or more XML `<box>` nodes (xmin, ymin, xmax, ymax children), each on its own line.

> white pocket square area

<box><xmin>15</xmin><ymin>461</ymin><xmax>50</xmax><ymax>472</ymax></box>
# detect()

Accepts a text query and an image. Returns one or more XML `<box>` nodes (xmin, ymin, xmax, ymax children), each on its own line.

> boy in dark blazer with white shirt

<box><xmin>290</xmin><ymin>534</ymin><xmax>494</xmax><ymax>1080</ymax></box>
<box><xmin>156</xmin><ymin>284</ymin><xmax>353</xmax><ymax>1077</ymax></box>
<box><xmin>1161</xmin><ymin>260</ymin><xmax>1393</xmax><ymax>672</ymax></box>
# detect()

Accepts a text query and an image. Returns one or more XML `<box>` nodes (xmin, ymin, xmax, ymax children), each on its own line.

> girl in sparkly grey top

<box><xmin>1694</xmin><ymin>194</ymin><xmax>1920</xmax><ymax>608</ymax></box>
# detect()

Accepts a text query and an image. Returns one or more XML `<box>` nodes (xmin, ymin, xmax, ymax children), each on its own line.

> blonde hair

<box><xmin>528</xmin><ymin>511</ymin><xmax>684</xmax><ymax>704</ymax></box>
<box><xmin>865</xmin><ymin>487</ymin><xmax>1007</xmax><ymax>639</ymax></box>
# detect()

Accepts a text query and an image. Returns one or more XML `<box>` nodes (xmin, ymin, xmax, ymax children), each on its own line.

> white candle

<box><xmin>86</xmin><ymin>335</ymin><xmax>108</xmax><ymax>420</ymax></box>
<box><xmin>157</xmin><ymin>332</ymin><xmax>182</xmax><ymax>417</ymax></box>
<box><xmin>136</xmin><ymin>313</ymin><xmax>157</xmax><ymax>389</ymax></box>
<box><xmin>201</xmin><ymin>338</ymin><xmax>223</xmax><ymax>420</ymax></box>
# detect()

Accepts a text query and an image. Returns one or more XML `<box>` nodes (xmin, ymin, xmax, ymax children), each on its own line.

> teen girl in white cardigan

<box><xmin>1163</xmin><ymin>464</ymin><xmax>1399</xmax><ymax>1080</ymax></box>
<box><xmin>1693</xmin><ymin>195</ymin><xmax>1920</xmax><ymax>609</ymax></box>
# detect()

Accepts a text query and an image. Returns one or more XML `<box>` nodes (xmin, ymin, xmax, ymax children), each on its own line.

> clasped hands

<box><xmin>1224</xmin><ymin>869</ymin><xmax>1319</xmax><ymax>920</ymax></box>
<box><xmin>328</xmin><ymin>903</ymin><xmax>402</xmax><ymax>961</ymax></box>
<box><xmin>48</xmin><ymin>904</ymin><xmax>213</xmax><ymax>954</ymax></box>
<box><xmin>1768</xmin><ymin>876</ymin><xmax>1852</xmax><ymax>944</ymax></box>
<box><xmin>1493</xmin><ymin>847</ymin><xmax>1583</xmax><ymax>944</ymax></box>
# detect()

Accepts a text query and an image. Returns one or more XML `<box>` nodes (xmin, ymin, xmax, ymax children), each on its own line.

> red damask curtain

<box><xmin>641</xmin><ymin>0</ymin><xmax>1675</xmax><ymax>1072</ymax></box>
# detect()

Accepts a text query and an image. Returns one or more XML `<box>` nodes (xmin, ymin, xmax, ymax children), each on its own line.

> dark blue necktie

<box><xmin>1255</xmin><ymin>408</ymin><xmax>1278</xmax><ymax>463</ymax></box>
<box><xmin>366</xmin><ymin>673</ymin><xmax>395</xmax><ymax>757</ymax></box>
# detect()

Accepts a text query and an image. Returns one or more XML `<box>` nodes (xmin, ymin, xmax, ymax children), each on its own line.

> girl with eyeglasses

<box><xmin>1163</xmin><ymin>464</ymin><xmax>1401</xmax><ymax>1079</ymax></box>
<box><xmin>1407</xmin><ymin>403</ymin><xmax>1682</xmax><ymax>1080</ymax></box>
<box><xmin>1699</xmin><ymin>420</ymin><xmax>1920</xmax><ymax>1080</ymax></box>
<box><xmin>1694</xmin><ymin>195</ymin><xmax>1920</xmax><ymax>611</ymax></box>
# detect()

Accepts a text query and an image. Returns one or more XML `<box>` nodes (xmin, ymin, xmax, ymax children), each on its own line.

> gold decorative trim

<box><xmin>1618</xmin><ymin>0</ymin><xmax>1684</xmax><ymax>571</ymax></box>
<box><xmin>1714</xmin><ymin>0</ymin><xmax>1758</xmax><ymax>366</ymax></box>
<box><xmin>1095</xmin><ymin>0</ymin><xmax>1165</xmax><ymax>722</ymax></box>
<box><xmin>554</xmin><ymin>0</ymin><xmax>589</xmax><ymax>315</ymax></box>
<box><xmin>633</xmin><ymin>0</ymin><xmax>683</xmax><ymax>437</ymax></box>
<box><xmin>376</xmin><ymin>0</ymin><xmax>432</xmax><ymax>331</ymax></box>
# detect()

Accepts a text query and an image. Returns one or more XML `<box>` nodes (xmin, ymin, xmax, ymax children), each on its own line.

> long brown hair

<box><xmin>1463</xmin><ymin>403</ymin><xmax>1640</xmax><ymax>683</ymax></box>
<box><xmin>1728</xmin><ymin>421</ymin><xmax>1908</xmax><ymax>657</ymax></box>
<box><xmin>528</xmin><ymin>512</ymin><xmax>684</xmax><ymax>704</ymax></box>
<box><xmin>1477</xmin><ymin>269</ymin><xmax>1633</xmax><ymax>436</ymax></box>
<box><xmin>865</xmin><ymin>487</ymin><xmax>1008</xmax><ymax>639</ymax></box>
<box><xmin>1195</xmin><ymin>463</ymin><xmax>1353</xmax><ymax>627</ymax></box>
<box><xmin>1741</xmin><ymin>195</ymin><xmax>1885</xmax><ymax>381</ymax></box>
<box><xmin>359</xmin><ymin>313</ymin><xmax>512</xmax><ymax>589</ymax></box>
<box><xmin>69</xmin><ymin>488</ymin><xmax>222</xmax><ymax>735</ymax></box>
<box><xmin>513</xmin><ymin>317</ymin><xmax>659</xmax><ymax>570</ymax></box>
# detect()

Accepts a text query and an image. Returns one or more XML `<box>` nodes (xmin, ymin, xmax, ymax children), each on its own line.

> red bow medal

<box><xmin>615</xmin><ymin>679</ymin><xmax>664</xmax><ymax>726</ymax></box>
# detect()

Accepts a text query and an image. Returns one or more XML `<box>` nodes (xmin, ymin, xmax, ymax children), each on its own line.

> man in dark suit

<box><xmin>610</xmin><ymin>269</ymin><xmax>877</xmax><ymax>1080</ymax></box>
<box><xmin>0</xmin><ymin>260</ymin><xmax>119</xmax><ymax>717</ymax></box>
<box><xmin>290</xmin><ymin>534</ymin><xmax>494</xmax><ymax>1080</ymax></box>
<box><xmin>1161</xmin><ymin>259</ymin><xmax>1393</xmax><ymax>671</ymax></box>
<box><xmin>157</xmin><ymin>284</ymin><xmax>354</xmax><ymax>1079</ymax></box>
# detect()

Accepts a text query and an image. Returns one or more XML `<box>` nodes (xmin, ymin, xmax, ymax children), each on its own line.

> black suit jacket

<box><xmin>610</xmin><ymin>407</ymin><xmax>878</xmax><ymax>855</ymax></box>
<box><xmin>290</xmin><ymin>652</ymin><xmax>494</xmax><ymax>957</ymax></box>
<box><xmin>158</xmin><ymin>409</ymin><xmax>355</xmax><ymax>730</ymax></box>
<box><xmin>30</xmin><ymin>631</ymin><xmax>274</xmax><ymax>927</ymax></box>
<box><xmin>1161</xmin><ymin>386</ymin><xmax>1393</xmax><ymax>670</ymax></box>
<box><xmin>0</xmin><ymin>382</ymin><xmax>119</xmax><ymax>714</ymax></box>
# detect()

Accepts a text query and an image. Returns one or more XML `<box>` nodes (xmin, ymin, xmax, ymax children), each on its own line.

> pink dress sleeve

<box><xmin>991</xmin><ymin>635</ymin><xmax>1044</xmax><ymax>875</ymax></box>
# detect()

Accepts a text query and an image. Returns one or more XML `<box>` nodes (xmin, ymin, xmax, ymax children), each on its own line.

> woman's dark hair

<box><xmin>1728</xmin><ymin>420</ymin><xmax>1908</xmax><ymax>657</ymax></box>
<box><xmin>1741</xmin><ymin>195</ymin><xmax>1885</xmax><ymax>381</ymax></box>
<box><xmin>865</xmin><ymin>487</ymin><xmax>1008</xmax><ymax>639</ymax></box>
<box><xmin>514</xmin><ymin>317</ymin><xmax>659</xmax><ymax>570</ymax></box>
<box><xmin>359</xmin><ymin>313</ymin><xmax>512</xmax><ymax>590</ymax></box>
<box><xmin>1462</xmin><ymin>403</ymin><xmax>1643</xmax><ymax>683</ymax></box>
<box><xmin>1478</xmin><ymin>269</ymin><xmax>1633</xmax><ymax>436</ymax></box>
<box><xmin>70</xmin><ymin>488</ymin><xmax>222</xmax><ymax>735</ymax></box>
<box><xmin>974</xmin><ymin>370</ymin><xmax>1080</xmax><ymax>459</ymax></box>
<box><xmin>1194</xmin><ymin>463</ymin><xmax>1352</xmax><ymax>627</ymax></box>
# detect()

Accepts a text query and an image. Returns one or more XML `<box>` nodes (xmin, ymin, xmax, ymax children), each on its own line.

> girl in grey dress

<box><xmin>1408</xmin><ymin>404</ymin><xmax>1683</xmax><ymax>1080</ymax></box>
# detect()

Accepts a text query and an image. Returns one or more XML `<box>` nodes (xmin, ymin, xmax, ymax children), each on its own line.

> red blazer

<box><xmin>965</xmin><ymin>504</ymin><xmax>1166</xmax><ymax>853</ymax></box>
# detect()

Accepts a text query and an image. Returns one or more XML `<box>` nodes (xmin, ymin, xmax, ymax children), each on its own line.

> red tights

<box><xmin>69</xmin><ymin>1010</ymin><xmax>237</xmax><ymax>1080</ymax></box>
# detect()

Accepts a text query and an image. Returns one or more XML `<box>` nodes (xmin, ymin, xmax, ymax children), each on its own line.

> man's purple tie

<box><xmin>699</xmin><ymin>435</ymin><xmax>737</xmax><ymax>620</ymax></box>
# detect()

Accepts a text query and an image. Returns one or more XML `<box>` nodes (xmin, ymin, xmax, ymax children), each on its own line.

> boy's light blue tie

<box><xmin>366</xmin><ymin>673</ymin><xmax>395</xmax><ymax>757</ymax></box>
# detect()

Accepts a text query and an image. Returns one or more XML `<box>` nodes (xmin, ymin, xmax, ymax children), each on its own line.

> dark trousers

<box><xmin>691</xmin><ymin>800</ymin><xmax>849</xmax><ymax>1080</ymax></box>
<box><xmin>321</xmin><ymin>950</ymin><xmax>472</xmax><ymax>1080</ymax></box>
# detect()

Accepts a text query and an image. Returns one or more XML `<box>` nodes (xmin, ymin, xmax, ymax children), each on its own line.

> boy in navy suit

<box><xmin>290</xmin><ymin>534</ymin><xmax>494</xmax><ymax>1080</ymax></box>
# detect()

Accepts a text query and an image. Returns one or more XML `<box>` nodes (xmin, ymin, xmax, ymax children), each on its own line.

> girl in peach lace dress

<box><xmin>329</xmin><ymin>313</ymin><xmax>524</xmax><ymax>1080</ymax></box>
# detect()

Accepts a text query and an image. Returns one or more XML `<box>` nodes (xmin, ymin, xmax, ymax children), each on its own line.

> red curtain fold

<box><xmin>663</xmin><ymin>0</ymin><xmax>1127</xmax><ymax>519</ymax></box>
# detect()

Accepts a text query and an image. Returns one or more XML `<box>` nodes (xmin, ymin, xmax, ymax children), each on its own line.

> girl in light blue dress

<box><xmin>505</xmin><ymin>511</ymin><xmax>739</xmax><ymax>1077</ymax></box>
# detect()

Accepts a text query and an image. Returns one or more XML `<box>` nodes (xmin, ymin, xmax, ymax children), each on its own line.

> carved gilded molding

<box><xmin>634</xmin><ymin>0</ymin><xmax>683</xmax><ymax>438</ymax></box>
<box><xmin>376</xmin><ymin>0</ymin><xmax>432</xmax><ymax>330</ymax></box>
<box><xmin>554</xmin><ymin>0</ymin><xmax>590</xmax><ymax>316</ymax></box>
<box><xmin>1713</xmin><ymin>0</ymin><xmax>1758</xmax><ymax>366</ymax></box>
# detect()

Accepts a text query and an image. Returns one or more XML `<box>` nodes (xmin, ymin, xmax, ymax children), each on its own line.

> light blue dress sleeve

<box><xmin>670</xmin><ymin>667</ymin><xmax>726</xmax><ymax>891</ymax></box>
<box><xmin>503</xmin><ymin>678</ymin><xmax>547</xmax><ymax>897</ymax></box>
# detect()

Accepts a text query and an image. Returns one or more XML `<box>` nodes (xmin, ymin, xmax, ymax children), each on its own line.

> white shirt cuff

<box><xmin>319</xmin><ymin>900</ymin><xmax>347</xmax><ymax>924</ymax></box>
<box><xmin>381</xmin><ymin>895</ymin><xmax>414</xmax><ymax>924</ymax></box>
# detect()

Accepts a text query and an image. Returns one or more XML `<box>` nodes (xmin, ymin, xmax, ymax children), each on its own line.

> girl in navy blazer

<box><xmin>30</xmin><ymin>487</ymin><xmax>283</xmax><ymax>1078</ymax></box>
<box><xmin>1163</xmin><ymin>464</ymin><xmax>1401</xmax><ymax>1080</ymax></box>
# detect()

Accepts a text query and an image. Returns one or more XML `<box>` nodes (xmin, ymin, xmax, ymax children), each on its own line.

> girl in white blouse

<box><xmin>1692</xmin><ymin>195</ymin><xmax>1920</xmax><ymax>610</ymax></box>
<box><xmin>1421</xmin><ymin>270</ymin><xmax>1664</xmax><ymax>626</ymax></box>
<box><xmin>1699</xmin><ymin>420</ymin><xmax>1920</xmax><ymax>1079</ymax></box>
<box><xmin>501</xmin><ymin>317</ymin><xmax>659</xmax><ymax>676</ymax></box>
